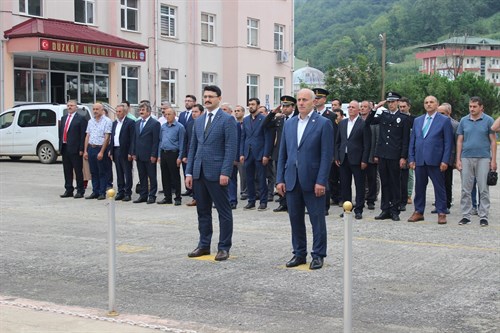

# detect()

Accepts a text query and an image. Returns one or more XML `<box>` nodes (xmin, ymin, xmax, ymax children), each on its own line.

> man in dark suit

<box><xmin>59</xmin><ymin>100</ymin><xmax>88</xmax><ymax>198</ymax></box>
<box><xmin>185</xmin><ymin>85</ymin><xmax>237</xmax><ymax>261</ymax></box>
<box><xmin>178</xmin><ymin>95</ymin><xmax>197</xmax><ymax>196</ymax></box>
<box><xmin>263</xmin><ymin>95</ymin><xmax>296</xmax><ymax>212</ymax></box>
<box><xmin>132</xmin><ymin>102</ymin><xmax>161</xmax><ymax>204</ymax></box>
<box><xmin>240</xmin><ymin>98</ymin><xmax>270</xmax><ymax>211</ymax></box>
<box><xmin>182</xmin><ymin>103</ymin><xmax>204</xmax><ymax>207</ymax></box>
<box><xmin>335</xmin><ymin>100</ymin><xmax>370</xmax><ymax>220</ymax></box>
<box><xmin>276</xmin><ymin>88</ymin><xmax>334</xmax><ymax>270</ymax></box>
<box><xmin>109</xmin><ymin>104</ymin><xmax>135</xmax><ymax>202</ymax></box>
<box><xmin>408</xmin><ymin>96</ymin><xmax>453</xmax><ymax>224</ymax></box>
<box><xmin>366</xmin><ymin>91</ymin><xmax>411</xmax><ymax>221</ymax></box>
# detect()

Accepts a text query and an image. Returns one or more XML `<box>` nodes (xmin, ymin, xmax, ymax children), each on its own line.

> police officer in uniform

<box><xmin>312</xmin><ymin>88</ymin><xmax>337</xmax><ymax>216</ymax></box>
<box><xmin>365</xmin><ymin>92</ymin><xmax>411</xmax><ymax>221</ymax></box>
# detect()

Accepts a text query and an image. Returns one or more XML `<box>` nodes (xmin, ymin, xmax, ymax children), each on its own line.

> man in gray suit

<box><xmin>185</xmin><ymin>85</ymin><xmax>237</xmax><ymax>261</ymax></box>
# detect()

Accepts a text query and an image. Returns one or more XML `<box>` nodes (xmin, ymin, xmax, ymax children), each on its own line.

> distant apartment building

<box><xmin>416</xmin><ymin>36</ymin><xmax>500</xmax><ymax>86</ymax></box>
<box><xmin>0</xmin><ymin>0</ymin><xmax>294</xmax><ymax>113</ymax></box>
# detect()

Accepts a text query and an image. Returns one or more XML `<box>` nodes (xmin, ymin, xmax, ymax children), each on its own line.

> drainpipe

<box><xmin>154</xmin><ymin>0</ymin><xmax>160</xmax><ymax>113</ymax></box>
<box><xmin>290</xmin><ymin>0</ymin><xmax>295</xmax><ymax>94</ymax></box>
<box><xmin>0</xmin><ymin>38</ymin><xmax>5</xmax><ymax>112</ymax></box>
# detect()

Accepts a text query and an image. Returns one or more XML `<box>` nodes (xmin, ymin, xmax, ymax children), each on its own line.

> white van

<box><xmin>0</xmin><ymin>103</ymin><xmax>92</xmax><ymax>164</ymax></box>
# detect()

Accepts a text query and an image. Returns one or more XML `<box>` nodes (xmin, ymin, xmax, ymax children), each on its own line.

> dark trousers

<box><xmin>400</xmin><ymin>167</ymin><xmax>409</xmax><ymax>207</ymax></box>
<box><xmin>266</xmin><ymin>160</ymin><xmax>276</xmax><ymax>198</ymax></box>
<box><xmin>286</xmin><ymin>179</ymin><xmax>327</xmax><ymax>258</ymax></box>
<box><xmin>113</xmin><ymin>147</ymin><xmax>133</xmax><ymax>196</ymax></box>
<box><xmin>339</xmin><ymin>159</ymin><xmax>365</xmax><ymax>214</ymax></box>
<box><xmin>414</xmin><ymin>165</ymin><xmax>447</xmax><ymax>214</ymax></box>
<box><xmin>160</xmin><ymin>150</ymin><xmax>181</xmax><ymax>200</ymax></box>
<box><xmin>61</xmin><ymin>144</ymin><xmax>84</xmax><ymax>194</ymax></box>
<box><xmin>444</xmin><ymin>167</ymin><xmax>453</xmax><ymax>209</ymax></box>
<box><xmin>194</xmin><ymin>171</ymin><xmax>233</xmax><ymax>251</ymax></box>
<box><xmin>365</xmin><ymin>162</ymin><xmax>378</xmax><ymax>205</ymax></box>
<box><xmin>228</xmin><ymin>165</ymin><xmax>238</xmax><ymax>205</ymax></box>
<box><xmin>244</xmin><ymin>151</ymin><xmax>268</xmax><ymax>204</ymax></box>
<box><xmin>88</xmin><ymin>146</ymin><xmax>111</xmax><ymax>196</ymax></box>
<box><xmin>136</xmin><ymin>158</ymin><xmax>157</xmax><ymax>199</ymax></box>
<box><xmin>329</xmin><ymin>162</ymin><xmax>341</xmax><ymax>203</ymax></box>
<box><xmin>378</xmin><ymin>158</ymin><xmax>401</xmax><ymax>215</ymax></box>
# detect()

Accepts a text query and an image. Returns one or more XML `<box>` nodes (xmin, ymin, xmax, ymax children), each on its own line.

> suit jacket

<box><xmin>335</xmin><ymin>117</ymin><xmax>371</xmax><ymax>165</ymax></box>
<box><xmin>178</xmin><ymin>110</ymin><xmax>191</xmax><ymax>127</ymax></box>
<box><xmin>240</xmin><ymin>113</ymin><xmax>270</xmax><ymax>160</ymax></box>
<box><xmin>186</xmin><ymin>109</ymin><xmax>237</xmax><ymax>181</ymax></box>
<box><xmin>181</xmin><ymin>118</ymin><xmax>195</xmax><ymax>160</ymax></box>
<box><xmin>277</xmin><ymin>112</ymin><xmax>334</xmax><ymax>191</ymax></box>
<box><xmin>109</xmin><ymin>117</ymin><xmax>135</xmax><ymax>157</ymax></box>
<box><xmin>408</xmin><ymin>112</ymin><xmax>453</xmax><ymax>167</ymax></box>
<box><xmin>133</xmin><ymin>117</ymin><xmax>161</xmax><ymax>161</ymax></box>
<box><xmin>263</xmin><ymin>112</ymin><xmax>287</xmax><ymax>161</ymax></box>
<box><xmin>59</xmin><ymin>112</ymin><xmax>87</xmax><ymax>154</ymax></box>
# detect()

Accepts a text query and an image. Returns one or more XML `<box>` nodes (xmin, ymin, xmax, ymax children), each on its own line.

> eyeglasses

<box><xmin>203</xmin><ymin>95</ymin><xmax>218</xmax><ymax>99</ymax></box>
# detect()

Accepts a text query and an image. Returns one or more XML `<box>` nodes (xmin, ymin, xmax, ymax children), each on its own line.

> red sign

<box><xmin>39</xmin><ymin>38</ymin><xmax>146</xmax><ymax>61</ymax></box>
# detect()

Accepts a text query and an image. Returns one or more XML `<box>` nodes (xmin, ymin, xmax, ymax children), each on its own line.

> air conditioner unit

<box><xmin>276</xmin><ymin>50</ymin><xmax>289</xmax><ymax>63</ymax></box>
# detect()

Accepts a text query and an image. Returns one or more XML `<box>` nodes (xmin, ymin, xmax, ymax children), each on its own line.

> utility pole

<box><xmin>380</xmin><ymin>32</ymin><xmax>386</xmax><ymax>101</ymax></box>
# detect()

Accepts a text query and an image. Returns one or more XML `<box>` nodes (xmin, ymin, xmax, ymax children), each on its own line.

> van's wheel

<box><xmin>9</xmin><ymin>156</ymin><xmax>22</xmax><ymax>161</ymax></box>
<box><xmin>37</xmin><ymin>143</ymin><xmax>57</xmax><ymax>164</ymax></box>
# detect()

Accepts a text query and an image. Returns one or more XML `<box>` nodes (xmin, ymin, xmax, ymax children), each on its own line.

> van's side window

<box><xmin>0</xmin><ymin>111</ymin><xmax>15</xmax><ymax>129</ymax></box>
<box><xmin>38</xmin><ymin>109</ymin><xmax>56</xmax><ymax>126</ymax></box>
<box><xmin>18</xmin><ymin>109</ymin><xmax>38</xmax><ymax>127</ymax></box>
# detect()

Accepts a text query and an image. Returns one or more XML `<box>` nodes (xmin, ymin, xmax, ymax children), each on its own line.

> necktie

<box><xmin>422</xmin><ymin>116</ymin><xmax>431</xmax><ymax>137</ymax></box>
<box><xmin>63</xmin><ymin>113</ymin><xmax>72</xmax><ymax>143</ymax></box>
<box><xmin>205</xmin><ymin>113</ymin><xmax>213</xmax><ymax>137</ymax></box>
<box><xmin>140</xmin><ymin>119</ymin><xmax>145</xmax><ymax>133</ymax></box>
<box><xmin>285</xmin><ymin>116</ymin><xmax>289</xmax><ymax>121</ymax></box>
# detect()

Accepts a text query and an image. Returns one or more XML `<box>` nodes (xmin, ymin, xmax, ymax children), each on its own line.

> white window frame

<box><xmin>247</xmin><ymin>18</ymin><xmax>259</xmax><ymax>47</ymax></box>
<box><xmin>161</xmin><ymin>69</ymin><xmax>177</xmax><ymax>106</ymax></box>
<box><xmin>202</xmin><ymin>72</ymin><xmax>217</xmax><ymax>91</ymax></box>
<box><xmin>201</xmin><ymin>13</ymin><xmax>215</xmax><ymax>43</ymax></box>
<box><xmin>121</xmin><ymin>66</ymin><xmax>139</xmax><ymax>105</ymax></box>
<box><xmin>273</xmin><ymin>77</ymin><xmax>285</xmax><ymax>107</ymax></box>
<box><xmin>19</xmin><ymin>0</ymin><xmax>43</xmax><ymax>16</ymax></box>
<box><xmin>75</xmin><ymin>0</ymin><xmax>95</xmax><ymax>24</ymax></box>
<box><xmin>274</xmin><ymin>24</ymin><xmax>284</xmax><ymax>51</ymax></box>
<box><xmin>121</xmin><ymin>0</ymin><xmax>139</xmax><ymax>32</ymax></box>
<box><xmin>247</xmin><ymin>74</ymin><xmax>259</xmax><ymax>100</ymax></box>
<box><xmin>160</xmin><ymin>4</ymin><xmax>176</xmax><ymax>37</ymax></box>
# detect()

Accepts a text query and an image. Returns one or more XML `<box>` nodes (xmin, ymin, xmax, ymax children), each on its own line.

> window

<box><xmin>121</xmin><ymin>0</ymin><xmax>138</xmax><ymax>31</ymax></box>
<box><xmin>247</xmin><ymin>18</ymin><xmax>259</xmax><ymax>47</ymax></box>
<box><xmin>19</xmin><ymin>0</ymin><xmax>42</xmax><ymax>16</ymax></box>
<box><xmin>18</xmin><ymin>110</ymin><xmax>38</xmax><ymax>128</ymax></box>
<box><xmin>38</xmin><ymin>109</ymin><xmax>56</xmax><ymax>126</ymax></box>
<box><xmin>161</xmin><ymin>69</ymin><xmax>177</xmax><ymax>105</ymax></box>
<box><xmin>202</xmin><ymin>72</ymin><xmax>217</xmax><ymax>91</ymax></box>
<box><xmin>274</xmin><ymin>24</ymin><xmax>284</xmax><ymax>51</ymax></box>
<box><xmin>160</xmin><ymin>4</ymin><xmax>176</xmax><ymax>37</ymax></box>
<box><xmin>201</xmin><ymin>13</ymin><xmax>215</xmax><ymax>43</ymax></box>
<box><xmin>75</xmin><ymin>0</ymin><xmax>94</xmax><ymax>24</ymax></box>
<box><xmin>121</xmin><ymin>66</ymin><xmax>139</xmax><ymax>105</ymax></box>
<box><xmin>273</xmin><ymin>77</ymin><xmax>285</xmax><ymax>106</ymax></box>
<box><xmin>247</xmin><ymin>75</ymin><xmax>259</xmax><ymax>100</ymax></box>
<box><xmin>0</xmin><ymin>112</ymin><xmax>15</xmax><ymax>129</ymax></box>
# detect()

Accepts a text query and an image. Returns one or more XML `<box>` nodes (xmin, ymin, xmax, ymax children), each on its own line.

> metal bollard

<box><xmin>343</xmin><ymin>201</ymin><xmax>353</xmax><ymax>333</ymax></box>
<box><xmin>106</xmin><ymin>188</ymin><xmax>119</xmax><ymax>317</ymax></box>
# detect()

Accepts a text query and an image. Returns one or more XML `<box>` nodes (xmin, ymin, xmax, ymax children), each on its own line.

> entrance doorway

<box><xmin>50</xmin><ymin>72</ymin><xmax>64</xmax><ymax>104</ymax></box>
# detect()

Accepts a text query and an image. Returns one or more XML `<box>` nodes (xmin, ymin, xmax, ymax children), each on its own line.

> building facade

<box><xmin>0</xmin><ymin>0</ymin><xmax>294</xmax><ymax>113</ymax></box>
<box><xmin>416</xmin><ymin>36</ymin><xmax>500</xmax><ymax>86</ymax></box>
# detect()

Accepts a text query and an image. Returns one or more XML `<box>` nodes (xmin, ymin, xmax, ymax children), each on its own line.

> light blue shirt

<box><xmin>158</xmin><ymin>120</ymin><xmax>185</xmax><ymax>159</ymax></box>
<box><xmin>86</xmin><ymin>115</ymin><xmax>112</xmax><ymax>145</ymax></box>
<box><xmin>457</xmin><ymin>113</ymin><xmax>494</xmax><ymax>158</ymax></box>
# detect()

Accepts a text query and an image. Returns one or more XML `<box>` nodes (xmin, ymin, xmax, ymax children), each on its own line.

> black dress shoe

<box><xmin>97</xmin><ymin>194</ymin><xmax>106</xmax><ymax>200</ymax></box>
<box><xmin>325</xmin><ymin>211</ymin><xmax>329</xmax><ymax>216</ymax></box>
<box><xmin>122</xmin><ymin>195</ymin><xmax>131</xmax><ymax>202</ymax></box>
<box><xmin>375</xmin><ymin>211</ymin><xmax>391</xmax><ymax>220</ymax></box>
<box><xmin>355</xmin><ymin>213</ymin><xmax>363</xmax><ymax>220</ymax></box>
<box><xmin>244</xmin><ymin>202</ymin><xmax>256</xmax><ymax>210</ymax></box>
<box><xmin>391</xmin><ymin>214</ymin><xmax>400</xmax><ymax>221</ymax></box>
<box><xmin>367</xmin><ymin>203</ymin><xmax>375</xmax><ymax>210</ymax></box>
<box><xmin>133</xmin><ymin>197</ymin><xmax>147</xmax><ymax>203</ymax></box>
<box><xmin>215</xmin><ymin>249</ymin><xmax>229</xmax><ymax>261</ymax></box>
<box><xmin>309</xmin><ymin>257</ymin><xmax>324</xmax><ymax>270</ymax></box>
<box><xmin>85</xmin><ymin>193</ymin><xmax>99</xmax><ymax>200</ymax></box>
<box><xmin>74</xmin><ymin>192</ymin><xmax>84</xmax><ymax>199</ymax></box>
<box><xmin>188</xmin><ymin>247</ymin><xmax>210</xmax><ymax>257</ymax></box>
<box><xmin>273</xmin><ymin>205</ymin><xmax>287</xmax><ymax>212</ymax></box>
<box><xmin>230</xmin><ymin>203</ymin><xmax>237</xmax><ymax>210</ymax></box>
<box><xmin>399</xmin><ymin>205</ymin><xmax>407</xmax><ymax>212</ymax></box>
<box><xmin>286</xmin><ymin>256</ymin><xmax>306</xmax><ymax>268</ymax></box>
<box><xmin>174</xmin><ymin>199</ymin><xmax>182</xmax><ymax>206</ymax></box>
<box><xmin>60</xmin><ymin>191</ymin><xmax>73</xmax><ymax>198</ymax></box>
<box><xmin>181</xmin><ymin>190</ymin><xmax>192</xmax><ymax>196</ymax></box>
<box><xmin>115</xmin><ymin>194</ymin><xmax>125</xmax><ymax>201</ymax></box>
<box><xmin>157</xmin><ymin>198</ymin><xmax>173</xmax><ymax>204</ymax></box>
<box><xmin>240</xmin><ymin>194</ymin><xmax>248</xmax><ymax>200</ymax></box>
<box><xmin>147</xmin><ymin>197</ymin><xmax>156</xmax><ymax>204</ymax></box>
<box><xmin>258</xmin><ymin>203</ymin><xmax>268</xmax><ymax>211</ymax></box>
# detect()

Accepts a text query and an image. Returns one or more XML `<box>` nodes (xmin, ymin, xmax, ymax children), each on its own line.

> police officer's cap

<box><xmin>280</xmin><ymin>95</ymin><xmax>297</xmax><ymax>105</ymax></box>
<box><xmin>312</xmin><ymin>88</ymin><xmax>329</xmax><ymax>98</ymax></box>
<box><xmin>386</xmin><ymin>91</ymin><xmax>401</xmax><ymax>101</ymax></box>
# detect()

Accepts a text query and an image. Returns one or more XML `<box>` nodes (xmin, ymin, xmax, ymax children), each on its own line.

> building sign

<box><xmin>39</xmin><ymin>38</ymin><xmax>146</xmax><ymax>61</ymax></box>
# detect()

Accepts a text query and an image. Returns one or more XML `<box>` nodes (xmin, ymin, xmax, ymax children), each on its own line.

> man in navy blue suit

<box><xmin>408</xmin><ymin>96</ymin><xmax>453</xmax><ymax>224</ymax></box>
<box><xmin>109</xmin><ymin>104</ymin><xmax>135</xmax><ymax>202</ymax></box>
<box><xmin>276</xmin><ymin>88</ymin><xmax>334</xmax><ymax>270</ymax></box>
<box><xmin>132</xmin><ymin>102</ymin><xmax>161</xmax><ymax>204</ymax></box>
<box><xmin>185</xmin><ymin>85</ymin><xmax>237</xmax><ymax>261</ymax></box>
